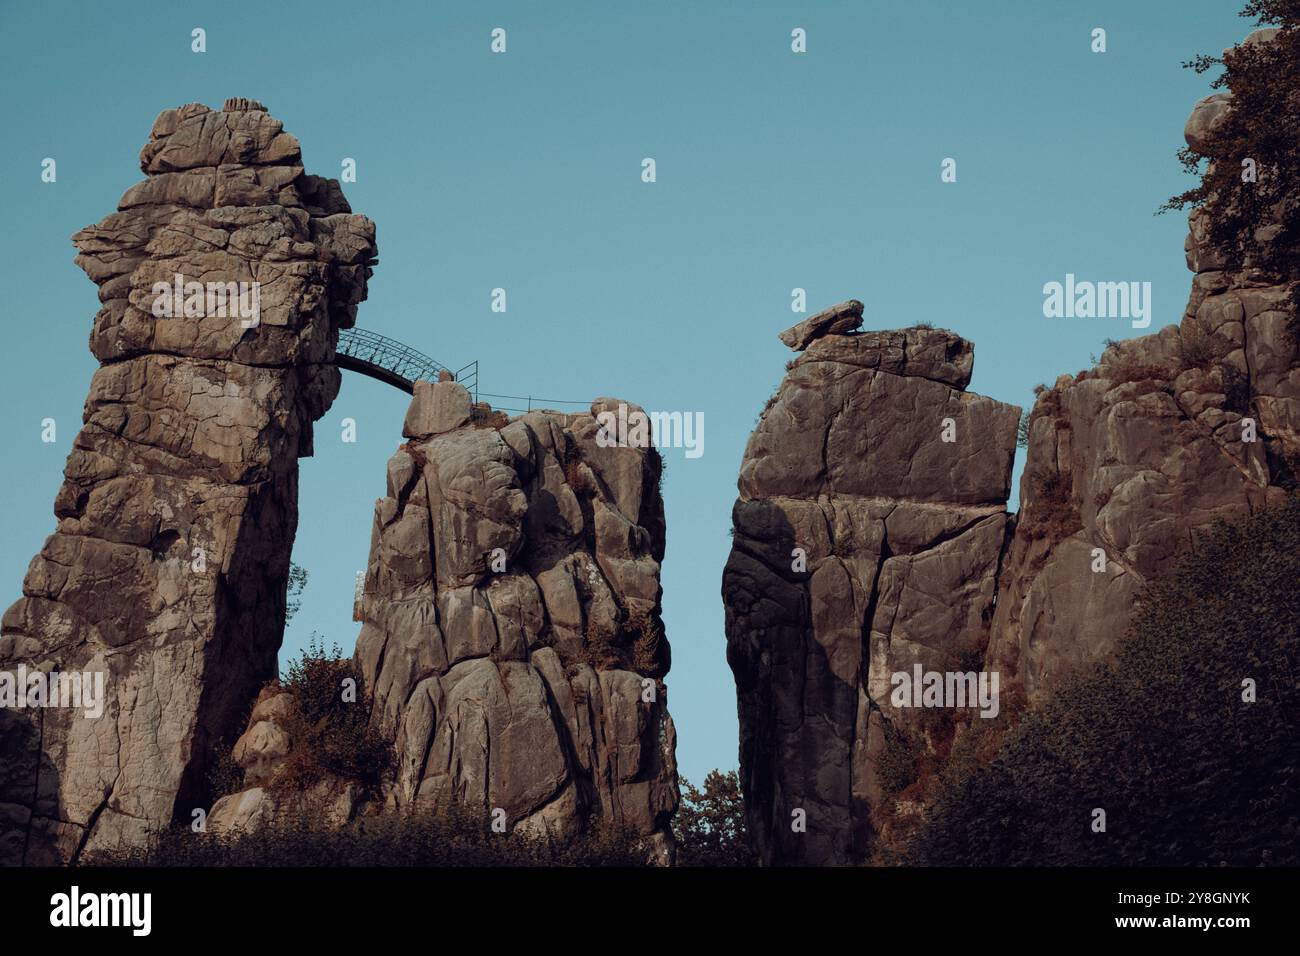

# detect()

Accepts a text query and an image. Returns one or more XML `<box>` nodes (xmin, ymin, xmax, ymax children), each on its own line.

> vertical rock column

<box><xmin>985</xmin><ymin>45</ymin><xmax>1299</xmax><ymax>695</ymax></box>
<box><xmin>354</xmin><ymin>385</ymin><xmax>679</xmax><ymax>861</ymax></box>
<box><xmin>723</xmin><ymin>303</ymin><xmax>1019</xmax><ymax>866</ymax></box>
<box><xmin>0</xmin><ymin>100</ymin><xmax>376</xmax><ymax>864</ymax></box>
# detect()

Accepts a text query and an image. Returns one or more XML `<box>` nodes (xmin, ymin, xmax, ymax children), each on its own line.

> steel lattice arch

<box><xmin>335</xmin><ymin>327</ymin><xmax>477</xmax><ymax>399</ymax></box>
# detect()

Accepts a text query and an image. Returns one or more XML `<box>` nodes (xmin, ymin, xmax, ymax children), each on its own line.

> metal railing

<box><xmin>336</xmin><ymin>327</ymin><xmax>478</xmax><ymax>399</ymax></box>
<box><xmin>455</xmin><ymin>361</ymin><xmax>479</xmax><ymax>403</ymax></box>
<box><xmin>477</xmin><ymin>391</ymin><xmax>591</xmax><ymax>416</ymax></box>
<box><xmin>334</xmin><ymin>330</ymin><xmax>595</xmax><ymax>415</ymax></box>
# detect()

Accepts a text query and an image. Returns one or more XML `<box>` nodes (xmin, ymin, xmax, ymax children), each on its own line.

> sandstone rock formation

<box><xmin>778</xmin><ymin>300</ymin><xmax>865</xmax><ymax>351</ymax></box>
<box><xmin>726</xmin><ymin>30</ymin><xmax>1300</xmax><ymax>866</ymax></box>
<box><xmin>723</xmin><ymin>319</ymin><xmax>1018</xmax><ymax>865</ymax></box>
<box><xmin>0</xmin><ymin>100</ymin><xmax>376</xmax><ymax>865</ymax></box>
<box><xmin>986</xmin><ymin>41</ymin><xmax>1300</xmax><ymax>694</ymax></box>
<box><xmin>351</xmin><ymin>386</ymin><xmax>678</xmax><ymax>860</ymax></box>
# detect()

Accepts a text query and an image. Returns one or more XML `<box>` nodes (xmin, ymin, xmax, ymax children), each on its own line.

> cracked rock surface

<box><xmin>727</xmin><ymin>54</ymin><xmax>1300</xmax><ymax>866</ymax></box>
<box><xmin>0</xmin><ymin>99</ymin><xmax>376</xmax><ymax>865</ymax></box>
<box><xmin>986</xmin><ymin>71</ymin><xmax>1300</xmax><ymax>694</ymax></box>
<box><xmin>351</xmin><ymin>388</ymin><xmax>678</xmax><ymax>861</ymax></box>
<box><xmin>723</xmin><ymin>326</ymin><xmax>1018</xmax><ymax>865</ymax></box>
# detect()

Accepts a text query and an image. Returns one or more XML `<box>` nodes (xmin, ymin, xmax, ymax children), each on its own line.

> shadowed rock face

<box><xmin>726</xmin><ymin>275</ymin><xmax>1297</xmax><ymax>866</ymax></box>
<box><xmin>0</xmin><ymin>100</ymin><xmax>376</xmax><ymax>865</ymax></box>
<box><xmin>353</xmin><ymin>388</ymin><xmax>678</xmax><ymax>861</ymax></box>
<box><xmin>723</xmin><ymin>324</ymin><xmax>1019</xmax><ymax>866</ymax></box>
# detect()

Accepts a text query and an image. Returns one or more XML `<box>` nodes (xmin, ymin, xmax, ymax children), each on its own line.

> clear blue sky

<box><xmin>0</xmin><ymin>0</ymin><xmax>1249</xmax><ymax>784</ymax></box>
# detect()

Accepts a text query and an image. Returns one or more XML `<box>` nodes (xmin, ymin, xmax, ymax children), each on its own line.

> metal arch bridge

<box><xmin>335</xmin><ymin>327</ymin><xmax>478</xmax><ymax>400</ymax></box>
<box><xmin>336</xmin><ymin>327</ymin><xmax>594</xmax><ymax>418</ymax></box>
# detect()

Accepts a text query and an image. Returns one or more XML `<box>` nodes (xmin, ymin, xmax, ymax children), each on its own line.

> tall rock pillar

<box><xmin>0</xmin><ymin>100</ymin><xmax>376</xmax><ymax>864</ymax></box>
<box><xmin>722</xmin><ymin>303</ymin><xmax>1019</xmax><ymax>865</ymax></box>
<box><xmin>986</xmin><ymin>37</ymin><xmax>1300</xmax><ymax>696</ymax></box>
<box><xmin>354</xmin><ymin>387</ymin><xmax>679</xmax><ymax>861</ymax></box>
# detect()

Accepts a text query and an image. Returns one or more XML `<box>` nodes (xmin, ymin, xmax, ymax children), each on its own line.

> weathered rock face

<box><xmin>726</xmin><ymin>37</ymin><xmax>1300</xmax><ymax>865</ymax></box>
<box><xmin>723</xmin><ymin>319</ymin><xmax>1018</xmax><ymax>865</ymax></box>
<box><xmin>986</xmin><ymin>47</ymin><xmax>1300</xmax><ymax>697</ymax></box>
<box><xmin>778</xmin><ymin>299</ymin><xmax>865</xmax><ymax>351</ymax></box>
<box><xmin>983</xmin><ymin>328</ymin><xmax>1292</xmax><ymax>694</ymax></box>
<box><xmin>0</xmin><ymin>100</ymin><xmax>376</xmax><ymax>865</ymax></box>
<box><xmin>206</xmin><ymin>687</ymin><xmax>363</xmax><ymax>836</ymax></box>
<box><xmin>353</xmin><ymin>388</ymin><xmax>678</xmax><ymax>860</ymax></box>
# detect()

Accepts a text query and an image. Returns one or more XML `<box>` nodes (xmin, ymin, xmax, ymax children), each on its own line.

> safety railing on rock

<box><xmin>476</xmin><ymin>391</ymin><xmax>591</xmax><ymax>416</ymax></box>
<box><xmin>335</xmin><ymin>329</ymin><xmax>597</xmax><ymax>416</ymax></box>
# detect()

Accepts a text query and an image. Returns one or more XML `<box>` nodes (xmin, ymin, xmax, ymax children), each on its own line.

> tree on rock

<box><xmin>1164</xmin><ymin>1</ymin><xmax>1300</xmax><ymax>303</ymax></box>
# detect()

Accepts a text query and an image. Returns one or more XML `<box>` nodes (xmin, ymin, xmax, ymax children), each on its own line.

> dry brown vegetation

<box><xmin>1022</xmin><ymin>467</ymin><xmax>1083</xmax><ymax>543</ymax></box>
<box><xmin>1102</xmin><ymin>362</ymin><xmax>1177</xmax><ymax>387</ymax></box>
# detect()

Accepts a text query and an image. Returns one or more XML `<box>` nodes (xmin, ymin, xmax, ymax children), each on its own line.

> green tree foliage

<box><xmin>908</xmin><ymin>497</ymin><xmax>1300</xmax><ymax>866</ymax></box>
<box><xmin>1016</xmin><ymin>409</ymin><xmax>1032</xmax><ymax>449</ymax></box>
<box><xmin>1162</xmin><ymin>1</ymin><xmax>1300</xmax><ymax>311</ymax></box>
<box><xmin>673</xmin><ymin>770</ymin><xmax>757</xmax><ymax>866</ymax></box>
<box><xmin>285</xmin><ymin>561</ymin><xmax>308</xmax><ymax>623</ymax></box>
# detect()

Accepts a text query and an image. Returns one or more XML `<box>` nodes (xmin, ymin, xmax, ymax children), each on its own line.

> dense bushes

<box><xmin>84</xmin><ymin>805</ymin><xmax>650</xmax><ymax>868</ymax></box>
<box><xmin>907</xmin><ymin>497</ymin><xmax>1300</xmax><ymax>866</ymax></box>
<box><xmin>270</xmin><ymin>638</ymin><xmax>392</xmax><ymax>796</ymax></box>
